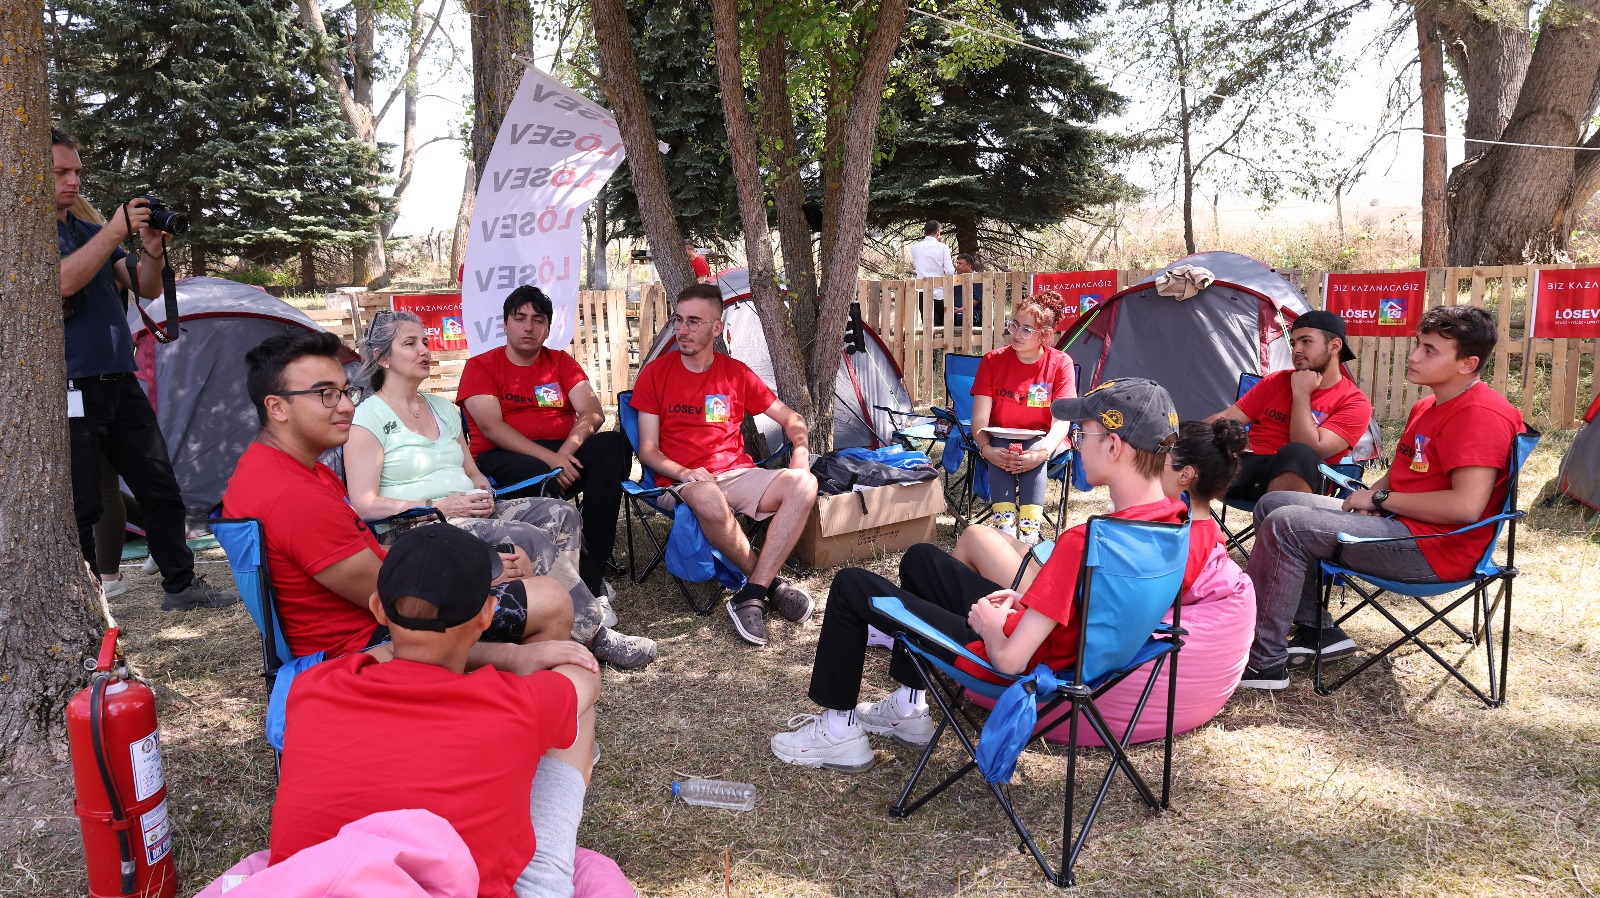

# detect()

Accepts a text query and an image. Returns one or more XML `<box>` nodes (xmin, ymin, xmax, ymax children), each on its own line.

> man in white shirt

<box><xmin>909</xmin><ymin>220</ymin><xmax>954</xmax><ymax>326</ymax></box>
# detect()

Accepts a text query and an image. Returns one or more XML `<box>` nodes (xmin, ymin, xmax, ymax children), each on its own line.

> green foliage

<box><xmin>592</xmin><ymin>0</ymin><xmax>742</xmax><ymax>247</ymax></box>
<box><xmin>870</xmin><ymin>1</ymin><xmax>1133</xmax><ymax>253</ymax></box>
<box><xmin>49</xmin><ymin>0</ymin><xmax>387</xmax><ymax>268</ymax></box>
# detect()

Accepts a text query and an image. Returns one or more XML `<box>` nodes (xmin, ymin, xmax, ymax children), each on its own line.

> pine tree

<box><xmin>49</xmin><ymin>0</ymin><xmax>385</xmax><ymax>277</ymax></box>
<box><xmin>868</xmin><ymin>2</ymin><xmax>1132</xmax><ymax>257</ymax></box>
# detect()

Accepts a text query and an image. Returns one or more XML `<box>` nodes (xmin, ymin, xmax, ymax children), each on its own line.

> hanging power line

<box><xmin>911</xmin><ymin>6</ymin><xmax>1600</xmax><ymax>154</ymax></box>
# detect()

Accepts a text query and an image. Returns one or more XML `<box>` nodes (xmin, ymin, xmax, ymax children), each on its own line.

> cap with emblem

<box><xmin>1050</xmin><ymin>377</ymin><xmax>1179</xmax><ymax>453</ymax></box>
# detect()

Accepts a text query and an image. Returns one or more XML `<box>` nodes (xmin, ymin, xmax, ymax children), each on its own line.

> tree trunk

<box><xmin>588</xmin><ymin>185</ymin><xmax>609</xmax><ymax>289</ymax></box>
<box><xmin>294</xmin><ymin>0</ymin><xmax>388</xmax><ymax>287</ymax></box>
<box><xmin>188</xmin><ymin>183</ymin><xmax>208</xmax><ymax>276</ymax></box>
<box><xmin>450</xmin><ymin>158</ymin><xmax>475</xmax><ymax>284</ymax></box>
<box><xmin>1436</xmin><ymin>1</ymin><xmax>1532</xmax><ymax>161</ymax></box>
<box><xmin>1170</xmin><ymin>3</ymin><xmax>1197</xmax><ymax>255</ymax></box>
<box><xmin>711</xmin><ymin>0</ymin><xmax>814</xmax><ymax>424</ymax></box>
<box><xmin>1418</xmin><ymin>9</ymin><xmax>1448</xmax><ymax>269</ymax></box>
<box><xmin>809</xmin><ymin>0</ymin><xmax>910</xmax><ymax>451</ymax></box>
<box><xmin>588</xmin><ymin>0</ymin><xmax>696</xmax><ymax>300</ymax></box>
<box><xmin>1446</xmin><ymin>0</ymin><xmax>1600</xmax><ymax>264</ymax></box>
<box><xmin>0</xmin><ymin>0</ymin><xmax>102</xmax><ymax>773</ymax></box>
<box><xmin>756</xmin><ymin>29</ymin><xmax>819</xmax><ymax>325</ymax></box>
<box><xmin>951</xmin><ymin>214</ymin><xmax>979</xmax><ymax>256</ymax></box>
<box><xmin>300</xmin><ymin>241</ymin><xmax>318</xmax><ymax>289</ymax></box>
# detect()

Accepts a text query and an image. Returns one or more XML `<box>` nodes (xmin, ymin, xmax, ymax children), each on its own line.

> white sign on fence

<box><xmin>462</xmin><ymin>66</ymin><xmax>625</xmax><ymax>355</ymax></box>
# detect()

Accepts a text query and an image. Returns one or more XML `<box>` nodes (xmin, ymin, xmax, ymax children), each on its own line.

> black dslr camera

<box><xmin>140</xmin><ymin>194</ymin><xmax>188</xmax><ymax>235</ymax></box>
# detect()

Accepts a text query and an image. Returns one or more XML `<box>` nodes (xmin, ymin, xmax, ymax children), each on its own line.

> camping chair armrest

<box><xmin>491</xmin><ymin>468</ymin><xmax>563</xmax><ymax>498</ymax></box>
<box><xmin>870</xmin><ymin>596</ymin><xmax>1010</xmax><ymax>679</ymax></box>
<box><xmin>875</xmin><ymin>405</ymin><xmax>934</xmax><ymax>425</ymax></box>
<box><xmin>1009</xmin><ymin>539</ymin><xmax>1056</xmax><ymax>590</ymax></box>
<box><xmin>1317</xmin><ymin>463</ymin><xmax>1367</xmax><ymax>494</ymax></box>
<box><xmin>621</xmin><ymin>480</ymin><xmax>673</xmax><ymax>500</ymax></box>
<box><xmin>1335</xmin><ymin>510</ymin><xmax>1523</xmax><ymax>547</ymax></box>
<box><xmin>758</xmin><ymin>442</ymin><xmax>793</xmax><ymax>468</ymax></box>
<box><xmin>368</xmin><ymin>507</ymin><xmax>446</xmax><ymax>526</ymax></box>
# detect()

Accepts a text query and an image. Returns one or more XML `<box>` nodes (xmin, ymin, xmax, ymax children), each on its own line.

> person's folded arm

<box><xmin>310</xmin><ymin>549</ymin><xmax>384</xmax><ymax>610</ymax></box>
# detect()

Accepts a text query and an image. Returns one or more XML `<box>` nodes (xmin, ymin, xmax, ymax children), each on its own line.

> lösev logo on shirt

<box><xmin>500</xmin><ymin>390</ymin><xmax>566</xmax><ymax>407</ymax></box>
<box><xmin>705</xmin><ymin>394</ymin><xmax>730</xmax><ymax>422</ymax></box>
<box><xmin>665</xmin><ymin>403</ymin><xmax>704</xmax><ymax>415</ymax></box>
<box><xmin>534</xmin><ymin>383</ymin><xmax>564</xmax><ymax>407</ymax></box>
<box><xmin>1026</xmin><ymin>383</ymin><xmax>1050</xmax><ymax>407</ymax></box>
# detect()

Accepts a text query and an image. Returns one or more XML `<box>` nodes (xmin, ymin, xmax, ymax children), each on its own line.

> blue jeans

<box><xmin>1245</xmin><ymin>491</ymin><xmax>1439</xmax><ymax>669</ymax></box>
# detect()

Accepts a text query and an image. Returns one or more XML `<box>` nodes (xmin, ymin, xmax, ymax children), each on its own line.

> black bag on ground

<box><xmin>810</xmin><ymin>450</ymin><xmax>938</xmax><ymax>496</ymax></box>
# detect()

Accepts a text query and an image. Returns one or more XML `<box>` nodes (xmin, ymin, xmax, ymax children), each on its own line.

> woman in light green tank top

<box><xmin>344</xmin><ymin>312</ymin><xmax>656</xmax><ymax>669</ymax></box>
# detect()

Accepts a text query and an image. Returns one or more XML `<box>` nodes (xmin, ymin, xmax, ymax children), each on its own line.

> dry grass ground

<box><xmin>4</xmin><ymin>428</ymin><xmax>1597</xmax><ymax>897</ymax></box>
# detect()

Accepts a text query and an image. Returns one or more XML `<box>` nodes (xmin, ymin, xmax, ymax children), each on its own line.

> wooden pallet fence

<box><xmin>353</xmin><ymin>266</ymin><xmax>1595</xmax><ymax>427</ymax></box>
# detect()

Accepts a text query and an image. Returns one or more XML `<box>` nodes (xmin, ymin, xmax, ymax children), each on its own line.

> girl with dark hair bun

<box><xmin>968</xmin><ymin>288</ymin><xmax>1078</xmax><ymax>546</ymax></box>
<box><xmin>1165</xmin><ymin>419</ymin><xmax>1250</xmax><ymax>506</ymax></box>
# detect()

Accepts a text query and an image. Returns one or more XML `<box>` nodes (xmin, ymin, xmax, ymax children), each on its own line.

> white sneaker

<box><xmin>141</xmin><ymin>556</ymin><xmax>158</xmax><ymax>575</ymax></box>
<box><xmin>991</xmin><ymin>511</ymin><xmax>1017</xmax><ymax>538</ymax></box>
<box><xmin>101</xmin><ymin>577</ymin><xmax>129</xmax><ymax>599</ymax></box>
<box><xmin>856</xmin><ymin>692</ymin><xmax>937</xmax><ymax>747</ymax></box>
<box><xmin>771</xmin><ymin>714</ymin><xmax>876</xmax><ymax>773</ymax></box>
<box><xmin>865</xmin><ymin>626</ymin><xmax>895</xmax><ymax>650</ymax></box>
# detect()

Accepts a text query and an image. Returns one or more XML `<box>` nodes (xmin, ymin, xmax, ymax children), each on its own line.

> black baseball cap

<box><xmin>376</xmin><ymin>524</ymin><xmax>503</xmax><ymax>632</ymax></box>
<box><xmin>1292</xmin><ymin>310</ymin><xmax>1357</xmax><ymax>363</ymax></box>
<box><xmin>1051</xmin><ymin>378</ymin><xmax>1179</xmax><ymax>454</ymax></box>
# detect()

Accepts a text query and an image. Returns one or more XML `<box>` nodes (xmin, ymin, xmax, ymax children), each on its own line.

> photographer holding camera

<box><xmin>54</xmin><ymin>126</ymin><xmax>236</xmax><ymax>612</ymax></box>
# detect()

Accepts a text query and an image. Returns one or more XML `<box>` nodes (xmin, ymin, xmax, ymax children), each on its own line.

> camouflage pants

<box><xmin>449</xmin><ymin>497</ymin><xmax>613</xmax><ymax>644</ymax></box>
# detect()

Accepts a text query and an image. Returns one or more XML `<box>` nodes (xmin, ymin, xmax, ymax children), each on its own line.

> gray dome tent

<box><xmin>1557</xmin><ymin>392</ymin><xmax>1600</xmax><ymax>511</ymax></box>
<box><xmin>1055</xmin><ymin>251</ymin><xmax>1380</xmax><ymax>461</ymax></box>
<box><xmin>128</xmin><ymin>277</ymin><xmax>361</xmax><ymax>529</ymax></box>
<box><xmin>642</xmin><ymin>267</ymin><xmax>913</xmax><ymax>450</ymax></box>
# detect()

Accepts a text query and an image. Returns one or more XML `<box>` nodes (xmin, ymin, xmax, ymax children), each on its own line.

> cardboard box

<box><xmin>795</xmin><ymin>478</ymin><xmax>947</xmax><ymax>568</ymax></box>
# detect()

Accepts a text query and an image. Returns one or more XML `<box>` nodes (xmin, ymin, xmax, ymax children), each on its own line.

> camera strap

<box><xmin>122</xmin><ymin>204</ymin><xmax>180</xmax><ymax>344</ymax></box>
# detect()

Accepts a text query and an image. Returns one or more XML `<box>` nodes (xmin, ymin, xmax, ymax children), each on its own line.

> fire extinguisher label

<box><xmin>140</xmin><ymin>799</ymin><xmax>172</xmax><ymax>866</ymax></box>
<box><xmin>130</xmin><ymin>729</ymin><xmax>165</xmax><ymax>802</ymax></box>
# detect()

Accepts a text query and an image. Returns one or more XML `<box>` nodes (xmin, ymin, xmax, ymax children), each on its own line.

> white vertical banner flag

<box><xmin>462</xmin><ymin>67</ymin><xmax>626</xmax><ymax>354</ymax></box>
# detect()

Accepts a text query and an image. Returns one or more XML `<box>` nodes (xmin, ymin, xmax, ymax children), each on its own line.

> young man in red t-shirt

<box><xmin>630</xmin><ymin>283</ymin><xmax>819</xmax><ymax>647</ymax></box>
<box><xmin>458</xmin><ymin>286</ymin><xmax>633</xmax><ymax>601</ymax></box>
<box><xmin>1208</xmin><ymin>310</ymin><xmax>1372</xmax><ymax>500</ymax></box>
<box><xmin>1240</xmin><ymin>306</ymin><xmax>1525</xmax><ymax>690</ymax></box>
<box><xmin>772</xmin><ymin>378</ymin><xmax>1205</xmax><ymax>772</ymax></box>
<box><xmin>687</xmin><ymin>240</ymin><xmax>711</xmax><ymax>281</ymax></box>
<box><xmin>221</xmin><ymin>331</ymin><xmax>591</xmax><ymax>675</ymax></box>
<box><xmin>269</xmin><ymin>524</ymin><xmax>601</xmax><ymax>898</ymax></box>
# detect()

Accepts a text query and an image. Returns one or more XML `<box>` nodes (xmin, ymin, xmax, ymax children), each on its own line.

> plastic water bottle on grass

<box><xmin>672</xmin><ymin>778</ymin><xmax>756</xmax><ymax>810</ymax></box>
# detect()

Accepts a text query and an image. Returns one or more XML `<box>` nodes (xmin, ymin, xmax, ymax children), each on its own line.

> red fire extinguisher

<box><xmin>66</xmin><ymin>629</ymin><xmax>178</xmax><ymax>898</ymax></box>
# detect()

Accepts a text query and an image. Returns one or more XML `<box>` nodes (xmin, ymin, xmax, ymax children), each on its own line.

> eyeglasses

<box><xmin>1005</xmin><ymin>319</ymin><xmax>1044</xmax><ymax>337</ymax></box>
<box><xmin>274</xmin><ymin>386</ymin><xmax>360</xmax><ymax>408</ymax></box>
<box><xmin>1069</xmin><ymin>424</ymin><xmax>1114</xmax><ymax>444</ymax></box>
<box><xmin>669</xmin><ymin>315</ymin><xmax>714</xmax><ymax>331</ymax></box>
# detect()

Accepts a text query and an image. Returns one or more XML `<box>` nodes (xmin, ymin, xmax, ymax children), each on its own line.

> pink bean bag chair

<box><xmin>967</xmin><ymin>543</ymin><xmax>1254</xmax><ymax>747</ymax></box>
<box><xmin>193</xmin><ymin>809</ymin><xmax>637</xmax><ymax>898</ymax></box>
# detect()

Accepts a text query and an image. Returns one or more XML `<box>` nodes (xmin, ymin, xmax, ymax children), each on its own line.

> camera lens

<box><xmin>151</xmin><ymin>209</ymin><xmax>188</xmax><ymax>235</ymax></box>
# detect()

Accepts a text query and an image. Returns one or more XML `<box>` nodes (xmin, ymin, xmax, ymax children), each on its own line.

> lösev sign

<box><xmin>1030</xmin><ymin>270</ymin><xmax>1119</xmax><ymax>319</ymax></box>
<box><xmin>1531</xmin><ymin>268</ymin><xmax>1600</xmax><ymax>338</ymax></box>
<box><xmin>1322</xmin><ymin>271</ymin><xmax>1426</xmax><ymax>337</ymax></box>
<box><xmin>461</xmin><ymin>66</ymin><xmax>626</xmax><ymax>355</ymax></box>
<box><xmin>392</xmin><ymin>293</ymin><xmax>467</xmax><ymax>351</ymax></box>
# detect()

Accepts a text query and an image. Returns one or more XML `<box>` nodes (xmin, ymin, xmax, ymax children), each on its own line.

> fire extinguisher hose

<box><xmin>89</xmin><ymin>674</ymin><xmax>138</xmax><ymax>896</ymax></box>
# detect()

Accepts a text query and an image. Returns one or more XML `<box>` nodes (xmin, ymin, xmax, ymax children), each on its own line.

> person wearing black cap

<box><xmin>269</xmin><ymin>524</ymin><xmax>601</xmax><ymax>898</ymax></box>
<box><xmin>1206</xmin><ymin>310</ymin><xmax>1373</xmax><ymax>500</ymax></box>
<box><xmin>771</xmin><ymin>379</ymin><xmax>1221</xmax><ymax>773</ymax></box>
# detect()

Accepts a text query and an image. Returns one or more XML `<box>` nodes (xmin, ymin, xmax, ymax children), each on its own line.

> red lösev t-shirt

<box><xmin>221</xmin><ymin>443</ymin><xmax>385</xmax><ymax>659</ymax></box>
<box><xmin>958</xmin><ymin>496</ymin><xmax>1217</xmax><ymax>680</ymax></box>
<box><xmin>457</xmin><ymin>347</ymin><xmax>589</xmax><ymax>455</ymax></box>
<box><xmin>1389</xmin><ymin>381</ymin><xmax>1523</xmax><ymax>581</ymax></box>
<box><xmin>1234</xmin><ymin>370</ymin><xmax>1372</xmax><ymax>464</ymax></box>
<box><xmin>268</xmin><ymin>655</ymin><xmax>578</xmax><ymax>898</ymax></box>
<box><xmin>629</xmin><ymin>352</ymin><xmax>776</xmax><ymax>487</ymax></box>
<box><xmin>971</xmin><ymin>346</ymin><xmax>1077</xmax><ymax>433</ymax></box>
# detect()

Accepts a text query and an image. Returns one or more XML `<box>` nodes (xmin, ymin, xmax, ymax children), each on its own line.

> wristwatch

<box><xmin>1371</xmin><ymin>489</ymin><xmax>1390</xmax><ymax>514</ymax></box>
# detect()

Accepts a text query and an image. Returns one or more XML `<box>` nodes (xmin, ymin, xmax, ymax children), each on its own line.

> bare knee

<box><xmin>523</xmin><ymin>575</ymin><xmax>574</xmax><ymax>640</ymax></box>
<box><xmin>780</xmin><ymin>468</ymin><xmax>817</xmax><ymax>504</ymax></box>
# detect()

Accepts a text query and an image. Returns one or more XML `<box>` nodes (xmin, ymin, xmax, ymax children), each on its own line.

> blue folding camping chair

<box><xmin>615</xmin><ymin>390</ymin><xmax>787</xmax><ymax>614</ymax></box>
<box><xmin>889</xmin><ymin>353</ymin><xmax>1080</xmax><ymax>535</ymax></box>
<box><xmin>872</xmin><ymin>516</ymin><xmax>1191</xmax><ymax>886</ymax></box>
<box><xmin>1311</xmin><ymin>428</ymin><xmax>1540</xmax><ymax>707</ymax></box>
<box><xmin>1214</xmin><ymin>372</ymin><xmax>1366</xmax><ymax>559</ymax></box>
